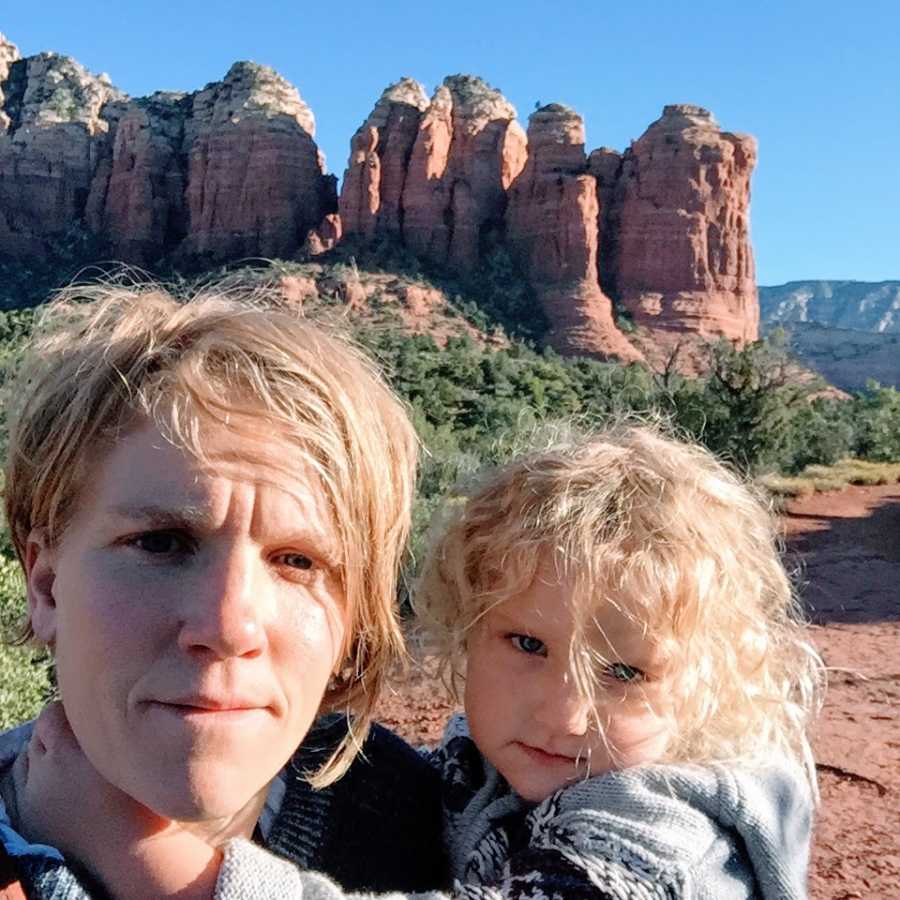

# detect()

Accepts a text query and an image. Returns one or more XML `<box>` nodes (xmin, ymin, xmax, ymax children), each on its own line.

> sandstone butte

<box><xmin>0</xmin><ymin>32</ymin><xmax>334</xmax><ymax>265</ymax></box>
<box><xmin>591</xmin><ymin>104</ymin><xmax>759</xmax><ymax>343</ymax></box>
<box><xmin>340</xmin><ymin>87</ymin><xmax>758</xmax><ymax>354</ymax></box>
<box><xmin>505</xmin><ymin>104</ymin><xmax>642</xmax><ymax>362</ymax></box>
<box><xmin>0</xmin><ymin>31</ymin><xmax>759</xmax><ymax>357</ymax></box>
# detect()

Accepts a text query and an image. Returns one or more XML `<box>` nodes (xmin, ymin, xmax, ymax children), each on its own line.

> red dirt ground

<box><xmin>376</xmin><ymin>484</ymin><xmax>900</xmax><ymax>899</ymax></box>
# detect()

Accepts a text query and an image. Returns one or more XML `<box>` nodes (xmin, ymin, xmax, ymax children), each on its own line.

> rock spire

<box><xmin>399</xmin><ymin>75</ymin><xmax>527</xmax><ymax>270</ymax></box>
<box><xmin>506</xmin><ymin>104</ymin><xmax>641</xmax><ymax>361</ymax></box>
<box><xmin>600</xmin><ymin>104</ymin><xmax>758</xmax><ymax>342</ymax></box>
<box><xmin>339</xmin><ymin>77</ymin><xmax>429</xmax><ymax>240</ymax></box>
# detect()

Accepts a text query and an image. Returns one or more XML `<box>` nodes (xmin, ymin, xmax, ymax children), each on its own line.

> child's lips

<box><xmin>514</xmin><ymin>741</ymin><xmax>580</xmax><ymax>767</ymax></box>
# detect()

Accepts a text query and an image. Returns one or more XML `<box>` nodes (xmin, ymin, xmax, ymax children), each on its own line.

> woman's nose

<box><xmin>177</xmin><ymin>544</ymin><xmax>268</xmax><ymax>660</ymax></box>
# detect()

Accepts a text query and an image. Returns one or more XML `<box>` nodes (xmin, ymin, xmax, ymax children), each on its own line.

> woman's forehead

<box><xmin>77</xmin><ymin>420</ymin><xmax>341</xmax><ymax>549</ymax></box>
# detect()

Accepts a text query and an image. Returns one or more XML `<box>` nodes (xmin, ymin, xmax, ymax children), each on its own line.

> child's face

<box><xmin>464</xmin><ymin>563</ymin><xmax>674</xmax><ymax>802</ymax></box>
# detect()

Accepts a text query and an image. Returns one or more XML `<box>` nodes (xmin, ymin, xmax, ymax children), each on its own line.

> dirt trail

<box><xmin>376</xmin><ymin>483</ymin><xmax>900</xmax><ymax>899</ymax></box>
<box><xmin>782</xmin><ymin>484</ymin><xmax>900</xmax><ymax>899</ymax></box>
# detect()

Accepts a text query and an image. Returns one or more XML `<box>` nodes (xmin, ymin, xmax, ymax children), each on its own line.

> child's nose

<box><xmin>534</xmin><ymin>680</ymin><xmax>592</xmax><ymax>736</ymax></box>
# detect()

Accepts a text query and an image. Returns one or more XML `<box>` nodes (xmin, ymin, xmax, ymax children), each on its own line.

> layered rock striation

<box><xmin>506</xmin><ymin>105</ymin><xmax>641</xmax><ymax>361</ymax></box>
<box><xmin>0</xmin><ymin>39</ymin><xmax>334</xmax><ymax>265</ymax></box>
<box><xmin>339</xmin><ymin>77</ymin><xmax>429</xmax><ymax>241</ymax></box>
<box><xmin>597</xmin><ymin>104</ymin><xmax>758</xmax><ymax>342</ymax></box>
<box><xmin>398</xmin><ymin>75</ymin><xmax>527</xmax><ymax>270</ymax></box>
<box><xmin>0</xmin><ymin>31</ymin><xmax>761</xmax><ymax>356</ymax></box>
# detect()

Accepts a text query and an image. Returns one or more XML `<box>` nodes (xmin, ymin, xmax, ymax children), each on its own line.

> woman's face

<box><xmin>26</xmin><ymin>420</ymin><xmax>347</xmax><ymax>832</ymax></box>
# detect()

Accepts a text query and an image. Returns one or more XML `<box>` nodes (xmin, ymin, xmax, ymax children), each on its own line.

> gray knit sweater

<box><xmin>214</xmin><ymin>715</ymin><xmax>813</xmax><ymax>900</ymax></box>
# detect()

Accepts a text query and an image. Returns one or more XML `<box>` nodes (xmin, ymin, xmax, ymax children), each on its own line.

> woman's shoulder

<box><xmin>0</xmin><ymin>721</ymin><xmax>63</xmax><ymax>867</ymax></box>
<box><xmin>267</xmin><ymin>715</ymin><xmax>448</xmax><ymax>893</ymax></box>
<box><xmin>0</xmin><ymin>722</ymin><xmax>31</xmax><ymax>775</ymax></box>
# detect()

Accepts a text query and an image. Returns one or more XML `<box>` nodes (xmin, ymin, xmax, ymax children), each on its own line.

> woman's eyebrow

<box><xmin>108</xmin><ymin>502</ymin><xmax>342</xmax><ymax>564</ymax></box>
<box><xmin>108</xmin><ymin>502</ymin><xmax>210</xmax><ymax>527</ymax></box>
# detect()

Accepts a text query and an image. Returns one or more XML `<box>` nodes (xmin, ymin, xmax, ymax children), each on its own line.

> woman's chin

<box><xmin>124</xmin><ymin>767</ymin><xmax>270</xmax><ymax>833</ymax></box>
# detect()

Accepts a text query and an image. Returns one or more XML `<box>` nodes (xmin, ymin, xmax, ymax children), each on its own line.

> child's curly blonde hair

<box><xmin>415</xmin><ymin>424</ymin><xmax>822</xmax><ymax>783</ymax></box>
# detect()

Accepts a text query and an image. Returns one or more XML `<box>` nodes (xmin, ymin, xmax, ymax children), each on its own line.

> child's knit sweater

<box><xmin>216</xmin><ymin>715</ymin><xmax>813</xmax><ymax>900</ymax></box>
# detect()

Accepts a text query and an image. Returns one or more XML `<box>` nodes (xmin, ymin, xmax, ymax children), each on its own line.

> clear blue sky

<box><xmin>4</xmin><ymin>0</ymin><xmax>897</xmax><ymax>285</ymax></box>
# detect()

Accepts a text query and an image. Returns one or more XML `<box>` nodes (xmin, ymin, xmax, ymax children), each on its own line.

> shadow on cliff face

<box><xmin>783</xmin><ymin>486</ymin><xmax>900</xmax><ymax>624</ymax></box>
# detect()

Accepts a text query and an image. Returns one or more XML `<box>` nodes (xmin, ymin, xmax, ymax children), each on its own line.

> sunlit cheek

<box><xmin>612</xmin><ymin>708</ymin><xmax>673</xmax><ymax>760</ymax></box>
<box><xmin>591</xmin><ymin>693</ymin><xmax>675</xmax><ymax>764</ymax></box>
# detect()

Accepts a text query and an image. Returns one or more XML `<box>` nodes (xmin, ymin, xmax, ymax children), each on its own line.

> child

<box><xmin>17</xmin><ymin>426</ymin><xmax>822</xmax><ymax>899</ymax></box>
<box><xmin>412</xmin><ymin>425</ymin><xmax>822</xmax><ymax>898</ymax></box>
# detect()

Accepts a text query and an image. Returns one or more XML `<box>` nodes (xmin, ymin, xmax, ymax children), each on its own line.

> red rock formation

<box><xmin>401</xmin><ymin>76</ymin><xmax>527</xmax><ymax>270</ymax></box>
<box><xmin>305</xmin><ymin>211</ymin><xmax>342</xmax><ymax>256</ymax></box>
<box><xmin>506</xmin><ymin>105</ymin><xmax>641</xmax><ymax>362</ymax></box>
<box><xmin>0</xmin><ymin>52</ymin><xmax>122</xmax><ymax>259</ymax></box>
<box><xmin>606</xmin><ymin>104</ymin><xmax>758</xmax><ymax>342</ymax></box>
<box><xmin>0</xmin><ymin>32</ymin><xmax>762</xmax><ymax>354</ymax></box>
<box><xmin>178</xmin><ymin>62</ymin><xmax>332</xmax><ymax>263</ymax></box>
<box><xmin>86</xmin><ymin>93</ymin><xmax>189</xmax><ymax>263</ymax></box>
<box><xmin>339</xmin><ymin>78</ymin><xmax>429</xmax><ymax>240</ymax></box>
<box><xmin>0</xmin><ymin>33</ymin><xmax>20</xmax><ymax>131</ymax></box>
<box><xmin>0</xmin><ymin>50</ymin><xmax>335</xmax><ymax>266</ymax></box>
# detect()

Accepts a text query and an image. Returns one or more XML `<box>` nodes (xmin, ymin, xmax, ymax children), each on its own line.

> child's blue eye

<box><xmin>510</xmin><ymin>634</ymin><xmax>546</xmax><ymax>656</ymax></box>
<box><xmin>606</xmin><ymin>662</ymin><xmax>644</xmax><ymax>683</ymax></box>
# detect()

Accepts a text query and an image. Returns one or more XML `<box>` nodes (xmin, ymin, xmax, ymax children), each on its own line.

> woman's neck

<box><xmin>177</xmin><ymin>786</ymin><xmax>269</xmax><ymax>848</ymax></box>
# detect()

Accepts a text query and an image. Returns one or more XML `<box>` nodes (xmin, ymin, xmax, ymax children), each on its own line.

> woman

<box><xmin>0</xmin><ymin>284</ymin><xmax>445</xmax><ymax>897</ymax></box>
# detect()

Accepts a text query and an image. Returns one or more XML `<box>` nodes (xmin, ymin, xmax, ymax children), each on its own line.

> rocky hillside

<box><xmin>758</xmin><ymin>281</ymin><xmax>900</xmax><ymax>390</ymax></box>
<box><xmin>760</xmin><ymin>281</ymin><xmax>900</xmax><ymax>334</ymax></box>
<box><xmin>0</xmin><ymin>31</ymin><xmax>759</xmax><ymax>362</ymax></box>
<box><xmin>768</xmin><ymin>323</ymin><xmax>900</xmax><ymax>392</ymax></box>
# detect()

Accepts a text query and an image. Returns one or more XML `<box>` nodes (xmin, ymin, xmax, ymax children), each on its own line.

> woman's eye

<box><xmin>277</xmin><ymin>552</ymin><xmax>314</xmax><ymax>571</ymax></box>
<box><xmin>510</xmin><ymin>634</ymin><xmax>546</xmax><ymax>656</ymax></box>
<box><xmin>131</xmin><ymin>531</ymin><xmax>189</xmax><ymax>555</ymax></box>
<box><xmin>605</xmin><ymin>662</ymin><xmax>644</xmax><ymax>683</ymax></box>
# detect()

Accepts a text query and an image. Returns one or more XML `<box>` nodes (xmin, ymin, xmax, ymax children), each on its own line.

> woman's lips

<box><xmin>144</xmin><ymin>699</ymin><xmax>269</xmax><ymax>722</ymax></box>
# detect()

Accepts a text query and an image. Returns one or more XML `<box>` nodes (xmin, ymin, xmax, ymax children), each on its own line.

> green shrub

<box><xmin>852</xmin><ymin>382</ymin><xmax>900</xmax><ymax>462</ymax></box>
<box><xmin>0</xmin><ymin>556</ymin><xmax>53</xmax><ymax>730</ymax></box>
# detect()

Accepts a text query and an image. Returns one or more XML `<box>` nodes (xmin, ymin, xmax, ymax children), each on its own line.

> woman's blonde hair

<box><xmin>416</xmin><ymin>424</ymin><xmax>823</xmax><ymax>783</ymax></box>
<box><xmin>4</xmin><ymin>281</ymin><xmax>418</xmax><ymax>787</ymax></box>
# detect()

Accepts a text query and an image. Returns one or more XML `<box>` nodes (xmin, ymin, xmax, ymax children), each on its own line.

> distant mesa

<box><xmin>757</xmin><ymin>281</ymin><xmax>900</xmax><ymax>392</ymax></box>
<box><xmin>760</xmin><ymin>281</ymin><xmax>900</xmax><ymax>335</ymax></box>
<box><xmin>0</xmin><ymin>31</ymin><xmax>759</xmax><ymax>363</ymax></box>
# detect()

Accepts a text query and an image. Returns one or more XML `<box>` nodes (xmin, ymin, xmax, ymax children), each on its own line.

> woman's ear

<box><xmin>25</xmin><ymin>528</ymin><xmax>58</xmax><ymax>645</ymax></box>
